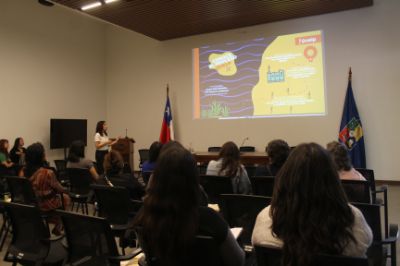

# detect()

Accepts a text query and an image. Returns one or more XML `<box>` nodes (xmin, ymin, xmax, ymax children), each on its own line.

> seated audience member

<box><xmin>9</xmin><ymin>137</ymin><xmax>26</xmax><ymax>165</ymax></box>
<box><xmin>103</xmin><ymin>150</ymin><xmax>145</xmax><ymax>200</ymax></box>
<box><xmin>135</xmin><ymin>144</ymin><xmax>245</xmax><ymax>266</ymax></box>
<box><xmin>206</xmin><ymin>141</ymin><xmax>251</xmax><ymax>194</ymax></box>
<box><xmin>0</xmin><ymin>139</ymin><xmax>16</xmax><ymax>175</ymax></box>
<box><xmin>255</xmin><ymin>139</ymin><xmax>290</xmax><ymax>177</ymax></box>
<box><xmin>327</xmin><ymin>141</ymin><xmax>366</xmax><ymax>181</ymax></box>
<box><xmin>252</xmin><ymin>143</ymin><xmax>372</xmax><ymax>265</ymax></box>
<box><xmin>22</xmin><ymin>142</ymin><xmax>71</xmax><ymax>235</ymax></box>
<box><xmin>142</xmin><ymin>141</ymin><xmax>162</xmax><ymax>172</ymax></box>
<box><xmin>66</xmin><ymin>140</ymin><xmax>99</xmax><ymax>180</ymax></box>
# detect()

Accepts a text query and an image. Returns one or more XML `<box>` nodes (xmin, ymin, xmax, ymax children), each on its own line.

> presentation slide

<box><xmin>193</xmin><ymin>30</ymin><xmax>326</xmax><ymax>119</ymax></box>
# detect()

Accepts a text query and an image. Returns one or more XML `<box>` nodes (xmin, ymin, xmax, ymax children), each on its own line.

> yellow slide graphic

<box><xmin>252</xmin><ymin>30</ymin><xmax>325</xmax><ymax>116</ymax></box>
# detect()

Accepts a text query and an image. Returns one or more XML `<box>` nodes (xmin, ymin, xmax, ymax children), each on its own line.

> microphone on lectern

<box><xmin>240</xmin><ymin>137</ymin><xmax>249</xmax><ymax>147</ymax></box>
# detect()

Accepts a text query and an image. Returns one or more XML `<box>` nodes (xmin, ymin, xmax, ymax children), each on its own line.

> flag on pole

<box><xmin>159</xmin><ymin>85</ymin><xmax>174</xmax><ymax>144</ymax></box>
<box><xmin>338</xmin><ymin>68</ymin><xmax>366</xmax><ymax>168</ymax></box>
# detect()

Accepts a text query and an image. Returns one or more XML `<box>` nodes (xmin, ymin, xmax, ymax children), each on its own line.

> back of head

<box><xmin>218</xmin><ymin>141</ymin><xmax>241</xmax><ymax>177</ymax></box>
<box><xmin>0</xmin><ymin>139</ymin><xmax>9</xmax><ymax>155</ymax></box>
<box><xmin>68</xmin><ymin>140</ymin><xmax>85</xmax><ymax>163</ymax></box>
<box><xmin>271</xmin><ymin>143</ymin><xmax>355</xmax><ymax>266</ymax></box>
<box><xmin>148</xmin><ymin>141</ymin><xmax>163</xmax><ymax>162</ymax></box>
<box><xmin>103</xmin><ymin>150</ymin><xmax>124</xmax><ymax>176</ymax></box>
<box><xmin>25</xmin><ymin>142</ymin><xmax>45</xmax><ymax>177</ymax></box>
<box><xmin>327</xmin><ymin>141</ymin><xmax>352</xmax><ymax>171</ymax></box>
<box><xmin>266</xmin><ymin>139</ymin><xmax>290</xmax><ymax>169</ymax></box>
<box><xmin>135</xmin><ymin>144</ymin><xmax>200</xmax><ymax>265</ymax></box>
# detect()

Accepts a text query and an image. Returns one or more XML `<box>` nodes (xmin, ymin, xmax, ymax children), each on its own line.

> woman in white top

<box><xmin>94</xmin><ymin>121</ymin><xmax>118</xmax><ymax>174</ymax></box>
<box><xmin>326</xmin><ymin>141</ymin><xmax>366</xmax><ymax>181</ymax></box>
<box><xmin>252</xmin><ymin>143</ymin><xmax>372</xmax><ymax>266</ymax></box>
<box><xmin>206</xmin><ymin>141</ymin><xmax>251</xmax><ymax>194</ymax></box>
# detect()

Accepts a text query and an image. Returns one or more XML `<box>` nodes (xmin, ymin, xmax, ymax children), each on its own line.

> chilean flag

<box><xmin>159</xmin><ymin>94</ymin><xmax>174</xmax><ymax>144</ymax></box>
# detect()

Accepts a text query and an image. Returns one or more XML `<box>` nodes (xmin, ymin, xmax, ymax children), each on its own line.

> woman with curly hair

<box><xmin>327</xmin><ymin>141</ymin><xmax>366</xmax><ymax>181</ymax></box>
<box><xmin>252</xmin><ymin>143</ymin><xmax>372</xmax><ymax>265</ymax></box>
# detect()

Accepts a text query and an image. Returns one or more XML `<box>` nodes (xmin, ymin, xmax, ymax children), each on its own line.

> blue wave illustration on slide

<box><xmin>200</xmin><ymin>91</ymin><xmax>251</xmax><ymax>99</ymax></box>
<box><xmin>200</xmin><ymin>99</ymin><xmax>253</xmax><ymax>107</ymax></box>
<box><xmin>199</xmin><ymin>44</ymin><xmax>268</xmax><ymax>56</ymax></box>
<box><xmin>199</xmin><ymin>52</ymin><xmax>263</xmax><ymax>64</ymax></box>
<box><xmin>201</xmin><ymin>75</ymin><xmax>258</xmax><ymax>84</ymax></box>
<box><xmin>200</xmin><ymin>68</ymin><xmax>259</xmax><ymax>79</ymax></box>
<box><xmin>199</xmin><ymin>59</ymin><xmax>261</xmax><ymax>70</ymax></box>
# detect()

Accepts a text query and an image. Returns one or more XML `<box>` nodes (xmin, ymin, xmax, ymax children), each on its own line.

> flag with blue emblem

<box><xmin>159</xmin><ymin>85</ymin><xmax>174</xmax><ymax>144</ymax></box>
<box><xmin>338</xmin><ymin>68</ymin><xmax>366</xmax><ymax>168</ymax></box>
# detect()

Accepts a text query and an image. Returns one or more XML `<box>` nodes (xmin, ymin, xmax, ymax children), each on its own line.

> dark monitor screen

<box><xmin>50</xmin><ymin>119</ymin><xmax>87</xmax><ymax>149</ymax></box>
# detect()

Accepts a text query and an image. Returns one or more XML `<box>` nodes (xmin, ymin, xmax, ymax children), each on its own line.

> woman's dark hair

<box><xmin>103</xmin><ymin>150</ymin><xmax>124</xmax><ymax>176</ymax></box>
<box><xmin>266</xmin><ymin>139</ymin><xmax>290</xmax><ymax>168</ymax></box>
<box><xmin>218</xmin><ymin>141</ymin><xmax>242</xmax><ymax>177</ymax></box>
<box><xmin>148</xmin><ymin>141</ymin><xmax>163</xmax><ymax>162</ymax></box>
<box><xmin>67</xmin><ymin>140</ymin><xmax>85</xmax><ymax>163</ymax></box>
<box><xmin>95</xmin><ymin>121</ymin><xmax>107</xmax><ymax>136</ymax></box>
<box><xmin>12</xmin><ymin>137</ymin><xmax>22</xmax><ymax>151</ymax></box>
<box><xmin>0</xmin><ymin>139</ymin><xmax>9</xmax><ymax>158</ymax></box>
<box><xmin>327</xmin><ymin>141</ymin><xmax>352</xmax><ymax>171</ymax></box>
<box><xmin>25</xmin><ymin>142</ymin><xmax>46</xmax><ymax>178</ymax></box>
<box><xmin>134</xmin><ymin>144</ymin><xmax>200</xmax><ymax>265</ymax></box>
<box><xmin>270</xmin><ymin>143</ymin><xmax>355</xmax><ymax>266</ymax></box>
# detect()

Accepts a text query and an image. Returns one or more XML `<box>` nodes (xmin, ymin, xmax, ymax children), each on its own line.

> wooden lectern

<box><xmin>111</xmin><ymin>137</ymin><xmax>135</xmax><ymax>172</ymax></box>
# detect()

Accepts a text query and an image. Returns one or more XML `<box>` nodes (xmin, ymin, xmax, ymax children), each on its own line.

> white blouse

<box><xmin>94</xmin><ymin>132</ymin><xmax>109</xmax><ymax>151</ymax></box>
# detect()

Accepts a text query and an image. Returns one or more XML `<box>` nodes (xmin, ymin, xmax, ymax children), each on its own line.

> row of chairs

<box><xmin>1</xmin><ymin>200</ymin><xmax>373</xmax><ymax>266</ymax></box>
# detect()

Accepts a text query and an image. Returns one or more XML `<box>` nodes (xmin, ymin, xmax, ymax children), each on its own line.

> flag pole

<box><xmin>166</xmin><ymin>84</ymin><xmax>169</xmax><ymax>97</ymax></box>
<box><xmin>348</xmin><ymin>67</ymin><xmax>352</xmax><ymax>81</ymax></box>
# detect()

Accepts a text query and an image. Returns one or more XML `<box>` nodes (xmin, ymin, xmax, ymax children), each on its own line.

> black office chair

<box><xmin>219</xmin><ymin>194</ymin><xmax>271</xmax><ymax>251</ymax></box>
<box><xmin>6</xmin><ymin>176</ymin><xmax>38</xmax><ymax>205</ymax></box>
<box><xmin>136</xmin><ymin>227</ymin><xmax>223</xmax><ymax>266</ymax></box>
<box><xmin>244</xmin><ymin>165</ymin><xmax>257</xmax><ymax>178</ymax></box>
<box><xmin>138</xmin><ymin>149</ymin><xmax>150</xmax><ymax>169</ymax></box>
<box><xmin>67</xmin><ymin>168</ymin><xmax>93</xmax><ymax>214</ymax></box>
<box><xmin>54</xmin><ymin>159</ymin><xmax>69</xmax><ymax>186</ymax></box>
<box><xmin>58</xmin><ymin>209</ymin><xmax>142</xmax><ymax>266</ymax></box>
<box><xmin>208</xmin><ymin>146</ymin><xmax>222</xmax><ymax>152</ymax></box>
<box><xmin>353</xmin><ymin>202</ymin><xmax>399</xmax><ymax>266</ymax></box>
<box><xmin>250</xmin><ymin>176</ymin><xmax>275</xmax><ymax>197</ymax></box>
<box><xmin>199</xmin><ymin>175</ymin><xmax>233</xmax><ymax>204</ymax></box>
<box><xmin>254</xmin><ymin>245</ymin><xmax>368</xmax><ymax>266</ymax></box>
<box><xmin>2</xmin><ymin>202</ymin><xmax>67</xmax><ymax>265</ymax></box>
<box><xmin>240</xmin><ymin>146</ymin><xmax>255</xmax><ymax>152</ymax></box>
<box><xmin>92</xmin><ymin>184</ymin><xmax>143</xmax><ymax>253</ymax></box>
<box><xmin>354</xmin><ymin>168</ymin><xmax>390</xmax><ymax>237</ymax></box>
<box><xmin>341</xmin><ymin>179</ymin><xmax>371</xmax><ymax>203</ymax></box>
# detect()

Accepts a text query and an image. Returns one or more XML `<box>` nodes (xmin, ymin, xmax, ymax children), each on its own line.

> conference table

<box><xmin>193</xmin><ymin>151</ymin><xmax>269</xmax><ymax>165</ymax></box>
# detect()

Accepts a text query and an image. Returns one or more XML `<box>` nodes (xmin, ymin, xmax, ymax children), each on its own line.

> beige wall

<box><xmin>105</xmin><ymin>0</ymin><xmax>400</xmax><ymax>180</ymax></box>
<box><xmin>0</xmin><ymin>0</ymin><xmax>107</xmax><ymax>163</ymax></box>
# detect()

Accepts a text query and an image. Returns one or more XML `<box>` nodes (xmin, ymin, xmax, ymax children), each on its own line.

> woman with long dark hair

<box><xmin>0</xmin><ymin>139</ymin><xmax>15</xmax><ymax>175</ymax></box>
<box><xmin>9</xmin><ymin>137</ymin><xmax>26</xmax><ymax>165</ymax></box>
<box><xmin>135</xmin><ymin>144</ymin><xmax>244</xmax><ymax>266</ymax></box>
<box><xmin>94</xmin><ymin>121</ymin><xmax>118</xmax><ymax>174</ymax></box>
<box><xmin>142</xmin><ymin>141</ymin><xmax>163</xmax><ymax>172</ymax></box>
<box><xmin>21</xmin><ymin>142</ymin><xmax>70</xmax><ymax>235</ymax></box>
<box><xmin>67</xmin><ymin>140</ymin><xmax>99</xmax><ymax>180</ymax></box>
<box><xmin>206</xmin><ymin>141</ymin><xmax>251</xmax><ymax>194</ymax></box>
<box><xmin>252</xmin><ymin>143</ymin><xmax>372</xmax><ymax>265</ymax></box>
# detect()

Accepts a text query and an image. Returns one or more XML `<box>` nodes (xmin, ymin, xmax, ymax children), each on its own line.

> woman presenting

<box><xmin>94</xmin><ymin>121</ymin><xmax>119</xmax><ymax>174</ymax></box>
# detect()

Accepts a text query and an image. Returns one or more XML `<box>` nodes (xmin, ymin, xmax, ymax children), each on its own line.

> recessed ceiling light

<box><xmin>105</xmin><ymin>0</ymin><xmax>120</xmax><ymax>3</ymax></box>
<box><xmin>81</xmin><ymin>1</ymin><xmax>102</xmax><ymax>11</ymax></box>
